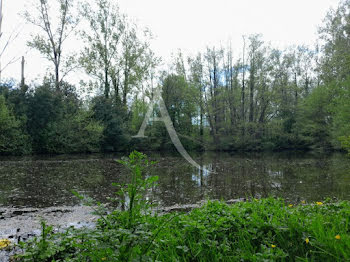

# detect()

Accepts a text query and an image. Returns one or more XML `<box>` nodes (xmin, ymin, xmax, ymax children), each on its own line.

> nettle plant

<box><xmin>115</xmin><ymin>150</ymin><xmax>158</xmax><ymax>227</ymax></box>
<box><xmin>74</xmin><ymin>150</ymin><xmax>159</xmax><ymax>227</ymax></box>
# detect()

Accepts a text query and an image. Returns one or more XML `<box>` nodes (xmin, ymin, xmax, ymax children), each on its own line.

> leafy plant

<box><xmin>115</xmin><ymin>150</ymin><xmax>158</xmax><ymax>227</ymax></box>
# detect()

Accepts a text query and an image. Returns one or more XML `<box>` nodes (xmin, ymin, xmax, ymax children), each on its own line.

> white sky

<box><xmin>0</xmin><ymin>0</ymin><xmax>341</xmax><ymax>85</ymax></box>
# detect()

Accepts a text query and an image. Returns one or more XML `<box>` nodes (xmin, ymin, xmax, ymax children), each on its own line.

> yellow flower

<box><xmin>305</xmin><ymin>238</ymin><xmax>310</xmax><ymax>244</ymax></box>
<box><xmin>271</xmin><ymin>244</ymin><xmax>276</xmax><ymax>248</ymax></box>
<box><xmin>288</xmin><ymin>204</ymin><xmax>293</xmax><ymax>207</ymax></box>
<box><xmin>301</xmin><ymin>200</ymin><xmax>306</xmax><ymax>204</ymax></box>
<box><xmin>0</xmin><ymin>239</ymin><xmax>11</xmax><ymax>249</ymax></box>
<box><xmin>101</xmin><ymin>258</ymin><xmax>107</xmax><ymax>261</ymax></box>
<box><xmin>335</xmin><ymin>235</ymin><xmax>341</xmax><ymax>240</ymax></box>
<box><xmin>316</xmin><ymin>202</ymin><xmax>323</xmax><ymax>206</ymax></box>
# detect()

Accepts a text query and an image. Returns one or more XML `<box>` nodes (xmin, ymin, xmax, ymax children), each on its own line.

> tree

<box><xmin>317</xmin><ymin>0</ymin><xmax>350</xmax><ymax>149</ymax></box>
<box><xmin>0</xmin><ymin>95</ymin><xmax>30</xmax><ymax>154</ymax></box>
<box><xmin>91</xmin><ymin>96</ymin><xmax>129</xmax><ymax>152</ymax></box>
<box><xmin>0</xmin><ymin>0</ymin><xmax>22</xmax><ymax>82</ymax></box>
<box><xmin>319</xmin><ymin>0</ymin><xmax>350</xmax><ymax>84</ymax></box>
<box><xmin>247</xmin><ymin>34</ymin><xmax>264</xmax><ymax>123</ymax></box>
<box><xmin>25</xmin><ymin>0</ymin><xmax>79</xmax><ymax>90</ymax></box>
<box><xmin>204</xmin><ymin>46</ymin><xmax>224</xmax><ymax>145</ymax></box>
<box><xmin>80</xmin><ymin>0</ymin><xmax>156</xmax><ymax>108</ymax></box>
<box><xmin>120</xmin><ymin>24</ymin><xmax>155</xmax><ymax>108</ymax></box>
<box><xmin>79</xmin><ymin>0</ymin><xmax>125</xmax><ymax>99</ymax></box>
<box><xmin>188</xmin><ymin>53</ymin><xmax>205</xmax><ymax>141</ymax></box>
<box><xmin>45</xmin><ymin>110</ymin><xmax>103</xmax><ymax>153</ymax></box>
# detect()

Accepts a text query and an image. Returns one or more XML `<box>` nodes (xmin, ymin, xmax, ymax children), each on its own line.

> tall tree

<box><xmin>247</xmin><ymin>34</ymin><xmax>264</xmax><ymax>123</ymax></box>
<box><xmin>188</xmin><ymin>53</ymin><xmax>205</xmax><ymax>141</ymax></box>
<box><xmin>121</xmin><ymin>24</ymin><xmax>154</xmax><ymax>108</ymax></box>
<box><xmin>204</xmin><ymin>47</ymin><xmax>224</xmax><ymax>145</ymax></box>
<box><xmin>79</xmin><ymin>0</ymin><xmax>125</xmax><ymax>99</ymax></box>
<box><xmin>319</xmin><ymin>0</ymin><xmax>350</xmax><ymax>84</ymax></box>
<box><xmin>80</xmin><ymin>0</ymin><xmax>156</xmax><ymax>108</ymax></box>
<box><xmin>241</xmin><ymin>36</ymin><xmax>247</xmax><ymax>127</ymax></box>
<box><xmin>25</xmin><ymin>0</ymin><xmax>79</xmax><ymax>90</ymax></box>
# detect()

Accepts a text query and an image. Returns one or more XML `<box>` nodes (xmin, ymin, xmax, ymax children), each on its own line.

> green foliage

<box><xmin>79</xmin><ymin>0</ymin><xmax>157</xmax><ymax>103</ymax></box>
<box><xmin>24</xmin><ymin>0</ymin><xmax>79</xmax><ymax>90</ymax></box>
<box><xmin>26</xmin><ymin>84</ymin><xmax>67</xmax><ymax>152</ymax></box>
<box><xmin>0</xmin><ymin>95</ymin><xmax>30</xmax><ymax>155</ymax></box>
<box><xmin>45</xmin><ymin>110</ymin><xmax>103</xmax><ymax>153</ymax></box>
<box><xmin>25</xmin><ymin>84</ymin><xmax>103</xmax><ymax>154</ymax></box>
<box><xmin>1</xmin><ymin>0</ymin><xmax>350</xmax><ymax>155</ymax></box>
<box><xmin>340</xmin><ymin>136</ymin><xmax>350</xmax><ymax>155</ymax></box>
<box><xmin>91</xmin><ymin>96</ymin><xmax>129</xmax><ymax>152</ymax></box>
<box><xmin>15</xmin><ymin>196</ymin><xmax>350</xmax><ymax>261</ymax></box>
<box><xmin>295</xmin><ymin>86</ymin><xmax>333</xmax><ymax>151</ymax></box>
<box><xmin>115</xmin><ymin>151</ymin><xmax>158</xmax><ymax>227</ymax></box>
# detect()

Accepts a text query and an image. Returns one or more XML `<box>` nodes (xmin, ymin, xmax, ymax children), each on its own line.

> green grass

<box><xmin>14</xmin><ymin>198</ymin><xmax>350</xmax><ymax>261</ymax></box>
<box><xmin>14</xmin><ymin>151</ymin><xmax>350</xmax><ymax>261</ymax></box>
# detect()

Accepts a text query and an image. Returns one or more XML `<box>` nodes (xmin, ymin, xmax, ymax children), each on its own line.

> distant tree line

<box><xmin>0</xmin><ymin>0</ymin><xmax>350</xmax><ymax>155</ymax></box>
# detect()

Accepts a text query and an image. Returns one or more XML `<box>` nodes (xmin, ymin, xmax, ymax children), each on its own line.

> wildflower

<box><xmin>305</xmin><ymin>238</ymin><xmax>309</xmax><ymax>244</ymax></box>
<box><xmin>316</xmin><ymin>202</ymin><xmax>323</xmax><ymax>206</ymax></box>
<box><xmin>335</xmin><ymin>235</ymin><xmax>341</xmax><ymax>240</ymax></box>
<box><xmin>0</xmin><ymin>239</ymin><xmax>11</xmax><ymax>249</ymax></box>
<box><xmin>101</xmin><ymin>258</ymin><xmax>107</xmax><ymax>261</ymax></box>
<box><xmin>288</xmin><ymin>204</ymin><xmax>293</xmax><ymax>207</ymax></box>
<box><xmin>301</xmin><ymin>200</ymin><xmax>306</xmax><ymax>204</ymax></box>
<box><xmin>271</xmin><ymin>244</ymin><xmax>276</xmax><ymax>248</ymax></box>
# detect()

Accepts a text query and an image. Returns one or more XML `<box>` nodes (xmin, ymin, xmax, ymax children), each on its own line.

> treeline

<box><xmin>0</xmin><ymin>0</ymin><xmax>350</xmax><ymax>155</ymax></box>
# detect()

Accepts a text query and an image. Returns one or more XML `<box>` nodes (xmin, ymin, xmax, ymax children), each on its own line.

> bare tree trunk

<box><xmin>55</xmin><ymin>63</ymin><xmax>60</xmax><ymax>90</ymax></box>
<box><xmin>123</xmin><ymin>54</ymin><xmax>129</xmax><ymax>107</ymax></box>
<box><xmin>21</xmin><ymin>56</ymin><xmax>25</xmax><ymax>86</ymax></box>
<box><xmin>294</xmin><ymin>72</ymin><xmax>298</xmax><ymax>105</ymax></box>
<box><xmin>104</xmin><ymin>66</ymin><xmax>109</xmax><ymax>98</ymax></box>
<box><xmin>199</xmin><ymin>83</ymin><xmax>204</xmax><ymax>142</ymax></box>
<box><xmin>111</xmin><ymin>71</ymin><xmax>120</xmax><ymax>104</ymax></box>
<box><xmin>241</xmin><ymin>36</ymin><xmax>246</xmax><ymax>135</ymax></box>
<box><xmin>249</xmin><ymin>61</ymin><xmax>255</xmax><ymax>123</ymax></box>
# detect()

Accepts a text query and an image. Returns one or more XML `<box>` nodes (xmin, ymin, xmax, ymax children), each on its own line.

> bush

<box><xmin>0</xmin><ymin>95</ymin><xmax>31</xmax><ymax>155</ymax></box>
<box><xmin>45</xmin><ymin>110</ymin><xmax>103</xmax><ymax>154</ymax></box>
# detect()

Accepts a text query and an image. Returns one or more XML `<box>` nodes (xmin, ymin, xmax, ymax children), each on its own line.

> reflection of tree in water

<box><xmin>0</xmin><ymin>159</ymin><xmax>125</xmax><ymax>208</ymax></box>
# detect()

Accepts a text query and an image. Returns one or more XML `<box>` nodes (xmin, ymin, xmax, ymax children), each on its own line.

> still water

<box><xmin>0</xmin><ymin>152</ymin><xmax>349</xmax><ymax>208</ymax></box>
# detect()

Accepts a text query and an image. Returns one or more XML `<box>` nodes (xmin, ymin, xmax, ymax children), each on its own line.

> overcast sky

<box><xmin>1</xmin><ymin>0</ymin><xmax>341</xmax><ymax>84</ymax></box>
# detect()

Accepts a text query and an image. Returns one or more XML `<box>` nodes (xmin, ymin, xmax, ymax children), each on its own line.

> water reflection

<box><xmin>0</xmin><ymin>152</ymin><xmax>349</xmax><ymax>208</ymax></box>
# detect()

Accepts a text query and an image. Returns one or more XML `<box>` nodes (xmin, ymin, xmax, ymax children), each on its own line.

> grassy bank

<box><xmin>11</xmin><ymin>198</ymin><xmax>350</xmax><ymax>261</ymax></box>
<box><xmin>11</xmin><ymin>152</ymin><xmax>350</xmax><ymax>261</ymax></box>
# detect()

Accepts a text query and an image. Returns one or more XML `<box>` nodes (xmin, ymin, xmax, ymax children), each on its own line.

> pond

<box><xmin>0</xmin><ymin>152</ymin><xmax>350</xmax><ymax>209</ymax></box>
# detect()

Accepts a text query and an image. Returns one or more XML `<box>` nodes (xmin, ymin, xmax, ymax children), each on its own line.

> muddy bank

<box><xmin>0</xmin><ymin>206</ymin><xmax>97</xmax><ymax>240</ymax></box>
<box><xmin>0</xmin><ymin>198</ymin><xmax>246</xmax><ymax>242</ymax></box>
<box><xmin>0</xmin><ymin>199</ymin><xmax>247</xmax><ymax>261</ymax></box>
<box><xmin>0</xmin><ymin>206</ymin><xmax>97</xmax><ymax>261</ymax></box>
